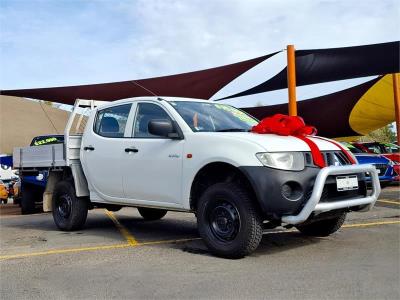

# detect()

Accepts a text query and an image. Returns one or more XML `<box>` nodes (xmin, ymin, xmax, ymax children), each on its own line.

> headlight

<box><xmin>256</xmin><ymin>152</ymin><xmax>305</xmax><ymax>171</ymax></box>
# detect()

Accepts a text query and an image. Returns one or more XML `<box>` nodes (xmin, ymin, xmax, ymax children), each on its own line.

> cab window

<box><xmin>94</xmin><ymin>104</ymin><xmax>132</xmax><ymax>138</ymax></box>
<box><xmin>133</xmin><ymin>103</ymin><xmax>173</xmax><ymax>138</ymax></box>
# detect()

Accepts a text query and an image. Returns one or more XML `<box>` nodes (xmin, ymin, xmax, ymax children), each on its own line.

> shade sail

<box><xmin>0</xmin><ymin>95</ymin><xmax>71</xmax><ymax>154</ymax></box>
<box><xmin>0</xmin><ymin>52</ymin><xmax>278</xmax><ymax>105</ymax></box>
<box><xmin>219</xmin><ymin>41</ymin><xmax>400</xmax><ymax>100</ymax></box>
<box><xmin>348</xmin><ymin>74</ymin><xmax>397</xmax><ymax>135</ymax></box>
<box><xmin>242</xmin><ymin>77</ymin><xmax>382</xmax><ymax>138</ymax></box>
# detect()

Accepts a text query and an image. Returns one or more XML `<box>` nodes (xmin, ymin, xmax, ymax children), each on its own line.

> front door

<box><xmin>122</xmin><ymin>102</ymin><xmax>184</xmax><ymax>206</ymax></box>
<box><xmin>81</xmin><ymin>103</ymin><xmax>133</xmax><ymax>201</ymax></box>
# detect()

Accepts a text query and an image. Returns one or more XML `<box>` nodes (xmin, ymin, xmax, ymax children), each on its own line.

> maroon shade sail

<box><xmin>0</xmin><ymin>52</ymin><xmax>278</xmax><ymax>105</ymax></box>
<box><xmin>242</xmin><ymin>77</ymin><xmax>380</xmax><ymax>138</ymax></box>
<box><xmin>219</xmin><ymin>41</ymin><xmax>399</xmax><ymax>100</ymax></box>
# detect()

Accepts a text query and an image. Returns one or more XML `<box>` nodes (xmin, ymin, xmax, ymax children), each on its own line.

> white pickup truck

<box><xmin>13</xmin><ymin>97</ymin><xmax>381</xmax><ymax>258</ymax></box>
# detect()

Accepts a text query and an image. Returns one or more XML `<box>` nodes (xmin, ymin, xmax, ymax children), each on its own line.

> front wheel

<box><xmin>137</xmin><ymin>207</ymin><xmax>167</xmax><ymax>220</ymax></box>
<box><xmin>197</xmin><ymin>182</ymin><xmax>263</xmax><ymax>259</ymax></box>
<box><xmin>52</xmin><ymin>180</ymin><xmax>88</xmax><ymax>231</ymax></box>
<box><xmin>295</xmin><ymin>212</ymin><xmax>347</xmax><ymax>237</ymax></box>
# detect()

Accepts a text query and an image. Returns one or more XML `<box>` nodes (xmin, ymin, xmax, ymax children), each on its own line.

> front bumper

<box><xmin>240</xmin><ymin>164</ymin><xmax>381</xmax><ymax>224</ymax></box>
<box><xmin>281</xmin><ymin>165</ymin><xmax>380</xmax><ymax>224</ymax></box>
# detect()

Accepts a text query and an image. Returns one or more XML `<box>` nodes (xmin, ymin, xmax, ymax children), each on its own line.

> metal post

<box><xmin>287</xmin><ymin>45</ymin><xmax>297</xmax><ymax>116</ymax></box>
<box><xmin>393</xmin><ymin>73</ymin><xmax>400</xmax><ymax>145</ymax></box>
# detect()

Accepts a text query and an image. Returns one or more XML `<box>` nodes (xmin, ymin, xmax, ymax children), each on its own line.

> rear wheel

<box><xmin>137</xmin><ymin>207</ymin><xmax>167</xmax><ymax>220</ymax></box>
<box><xmin>295</xmin><ymin>212</ymin><xmax>347</xmax><ymax>237</ymax></box>
<box><xmin>197</xmin><ymin>182</ymin><xmax>263</xmax><ymax>259</ymax></box>
<box><xmin>52</xmin><ymin>180</ymin><xmax>88</xmax><ymax>231</ymax></box>
<box><xmin>21</xmin><ymin>182</ymin><xmax>37</xmax><ymax>214</ymax></box>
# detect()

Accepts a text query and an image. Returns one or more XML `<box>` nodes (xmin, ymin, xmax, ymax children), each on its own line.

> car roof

<box><xmin>107</xmin><ymin>97</ymin><xmax>217</xmax><ymax>105</ymax></box>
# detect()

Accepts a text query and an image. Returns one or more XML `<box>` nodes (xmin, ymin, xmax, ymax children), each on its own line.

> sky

<box><xmin>0</xmin><ymin>0</ymin><xmax>399</xmax><ymax>107</ymax></box>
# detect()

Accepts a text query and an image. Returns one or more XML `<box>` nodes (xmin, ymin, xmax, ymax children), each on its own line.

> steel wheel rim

<box><xmin>208</xmin><ymin>200</ymin><xmax>240</xmax><ymax>242</ymax></box>
<box><xmin>56</xmin><ymin>194</ymin><xmax>72</xmax><ymax>219</ymax></box>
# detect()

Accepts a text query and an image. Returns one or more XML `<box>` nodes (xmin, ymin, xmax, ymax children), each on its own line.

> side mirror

<box><xmin>148</xmin><ymin>119</ymin><xmax>182</xmax><ymax>139</ymax></box>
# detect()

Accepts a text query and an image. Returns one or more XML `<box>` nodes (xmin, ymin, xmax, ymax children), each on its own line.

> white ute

<box><xmin>13</xmin><ymin>97</ymin><xmax>381</xmax><ymax>258</ymax></box>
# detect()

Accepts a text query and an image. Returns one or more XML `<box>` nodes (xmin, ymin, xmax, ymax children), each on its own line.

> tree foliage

<box><xmin>358</xmin><ymin>124</ymin><xmax>396</xmax><ymax>143</ymax></box>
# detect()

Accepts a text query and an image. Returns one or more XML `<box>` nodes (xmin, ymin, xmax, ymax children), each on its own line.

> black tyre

<box><xmin>103</xmin><ymin>204</ymin><xmax>122</xmax><ymax>212</ymax></box>
<box><xmin>380</xmin><ymin>182</ymin><xmax>389</xmax><ymax>188</ymax></box>
<box><xmin>197</xmin><ymin>182</ymin><xmax>263</xmax><ymax>259</ymax></box>
<box><xmin>21</xmin><ymin>182</ymin><xmax>36</xmax><ymax>214</ymax></box>
<box><xmin>52</xmin><ymin>180</ymin><xmax>88</xmax><ymax>231</ymax></box>
<box><xmin>295</xmin><ymin>212</ymin><xmax>347</xmax><ymax>237</ymax></box>
<box><xmin>137</xmin><ymin>207</ymin><xmax>167</xmax><ymax>220</ymax></box>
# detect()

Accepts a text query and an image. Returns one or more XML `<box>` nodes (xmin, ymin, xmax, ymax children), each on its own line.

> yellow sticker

<box><xmin>215</xmin><ymin>104</ymin><xmax>257</xmax><ymax>124</ymax></box>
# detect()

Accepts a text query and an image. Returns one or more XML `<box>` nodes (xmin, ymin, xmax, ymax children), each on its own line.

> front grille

<box><xmin>303</xmin><ymin>177</ymin><xmax>367</xmax><ymax>204</ymax></box>
<box><xmin>373</xmin><ymin>163</ymin><xmax>388</xmax><ymax>175</ymax></box>
<box><xmin>304</xmin><ymin>151</ymin><xmax>352</xmax><ymax>167</ymax></box>
<box><xmin>301</xmin><ymin>151</ymin><xmax>366</xmax><ymax>209</ymax></box>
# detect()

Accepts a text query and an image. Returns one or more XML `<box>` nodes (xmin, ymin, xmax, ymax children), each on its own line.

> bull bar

<box><xmin>281</xmin><ymin>164</ymin><xmax>381</xmax><ymax>225</ymax></box>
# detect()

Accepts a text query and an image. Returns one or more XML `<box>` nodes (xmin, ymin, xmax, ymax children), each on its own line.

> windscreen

<box><xmin>169</xmin><ymin>101</ymin><xmax>258</xmax><ymax>132</ymax></box>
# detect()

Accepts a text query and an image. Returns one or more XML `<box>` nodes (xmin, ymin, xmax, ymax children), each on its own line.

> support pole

<box><xmin>393</xmin><ymin>73</ymin><xmax>400</xmax><ymax>145</ymax></box>
<box><xmin>287</xmin><ymin>45</ymin><xmax>297</xmax><ymax>116</ymax></box>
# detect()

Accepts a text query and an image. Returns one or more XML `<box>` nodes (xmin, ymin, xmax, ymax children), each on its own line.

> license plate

<box><xmin>336</xmin><ymin>175</ymin><xmax>358</xmax><ymax>191</ymax></box>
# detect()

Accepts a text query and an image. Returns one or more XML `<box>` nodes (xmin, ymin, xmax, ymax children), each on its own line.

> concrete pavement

<box><xmin>0</xmin><ymin>186</ymin><xmax>399</xmax><ymax>299</ymax></box>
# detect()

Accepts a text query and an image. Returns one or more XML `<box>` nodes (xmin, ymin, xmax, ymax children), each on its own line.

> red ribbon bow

<box><xmin>251</xmin><ymin>114</ymin><xmax>317</xmax><ymax>136</ymax></box>
<box><xmin>251</xmin><ymin>114</ymin><xmax>357</xmax><ymax>168</ymax></box>
<box><xmin>251</xmin><ymin>114</ymin><xmax>356</xmax><ymax>168</ymax></box>
<box><xmin>251</xmin><ymin>114</ymin><xmax>325</xmax><ymax>168</ymax></box>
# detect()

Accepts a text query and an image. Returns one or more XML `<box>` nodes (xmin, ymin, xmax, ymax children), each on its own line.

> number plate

<box><xmin>336</xmin><ymin>175</ymin><xmax>358</xmax><ymax>191</ymax></box>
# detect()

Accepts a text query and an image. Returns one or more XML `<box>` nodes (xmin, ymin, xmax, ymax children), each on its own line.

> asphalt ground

<box><xmin>0</xmin><ymin>186</ymin><xmax>399</xmax><ymax>300</ymax></box>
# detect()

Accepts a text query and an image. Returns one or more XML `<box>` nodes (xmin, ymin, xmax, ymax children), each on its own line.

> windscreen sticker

<box><xmin>215</xmin><ymin>104</ymin><xmax>257</xmax><ymax>124</ymax></box>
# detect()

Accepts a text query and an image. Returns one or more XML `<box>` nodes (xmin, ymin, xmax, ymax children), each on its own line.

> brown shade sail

<box><xmin>219</xmin><ymin>41</ymin><xmax>400</xmax><ymax>100</ymax></box>
<box><xmin>242</xmin><ymin>77</ymin><xmax>381</xmax><ymax>138</ymax></box>
<box><xmin>0</xmin><ymin>52</ymin><xmax>278</xmax><ymax>105</ymax></box>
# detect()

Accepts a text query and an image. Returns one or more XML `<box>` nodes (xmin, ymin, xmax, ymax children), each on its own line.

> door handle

<box><xmin>125</xmin><ymin>147</ymin><xmax>139</xmax><ymax>153</ymax></box>
<box><xmin>84</xmin><ymin>146</ymin><xmax>95</xmax><ymax>151</ymax></box>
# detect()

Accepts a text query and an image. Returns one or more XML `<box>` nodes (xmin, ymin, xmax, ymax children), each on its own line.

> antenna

<box><xmin>39</xmin><ymin>101</ymin><xmax>59</xmax><ymax>134</ymax></box>
<box><xmin>131</xmin><ymin>80</ymin><xmax>158</xmax><ymax>97</ymax></box>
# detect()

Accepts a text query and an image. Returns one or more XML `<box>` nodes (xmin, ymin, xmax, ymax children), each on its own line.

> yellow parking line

<box><xmin>377</xmin><ymin>199</ymin><xmax>400</xmax><ymax>205</ymax></box>
<box><xmin>105</xmin><ymin>210</ymin><xmax>138</xmax><ymax>246</ymax></box>
<box><xmin>262</xmin><ymin>220</ymin><xmax>400</xmax><ymax>233</ymax></box>
<box><xmin>0</xmin><ymin>237</ymin><xmax>200</xmax><ymax>261</ymax></box>
<box><xmin>343</xmin><ymin>220</ymin><xmax>400</xmax><ymax>228</ymax></box>
<box><xmin>140</xmin><ymin>237</ymin><xmax>202</xmax><ymax>246</ymax></box>
<box><xmin>0</xmin><ymin>243</ymin><xmax>131</xmax><ymax>260</ymax></box>
<box><xmin>1</xmin><ymin>220</ymin><xmax>399</xmax><ymax>261</ymax></box>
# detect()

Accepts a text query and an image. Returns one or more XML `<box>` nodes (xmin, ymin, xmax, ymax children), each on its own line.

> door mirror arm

<box><xmin>169</xmin><ymin>121</ymin><xmax>184</xmax><ymax>140</ymax></box>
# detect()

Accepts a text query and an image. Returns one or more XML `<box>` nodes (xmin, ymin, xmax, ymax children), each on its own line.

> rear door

<box><xmin>81</xmin><ymin>103</ymin><xmax>134</xmax><ymax>201</ymax></box>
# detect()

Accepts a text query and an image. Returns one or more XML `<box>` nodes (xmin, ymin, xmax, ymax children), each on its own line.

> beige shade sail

<box><xmin>0</xmin><ymin>95</ymin><xmax>70</xmax><ymax>154</ymax></box>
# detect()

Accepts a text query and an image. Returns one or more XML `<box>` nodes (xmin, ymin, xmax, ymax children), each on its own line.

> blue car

<box><xmin>341</xmin><ymin>142</ymin><xmax>394</xmax><ymax>187</ymax></box>
<box><xmin>354</xmin><ymin>154</ymin><xmax>395</xmax><ymax>185</ymax></box>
